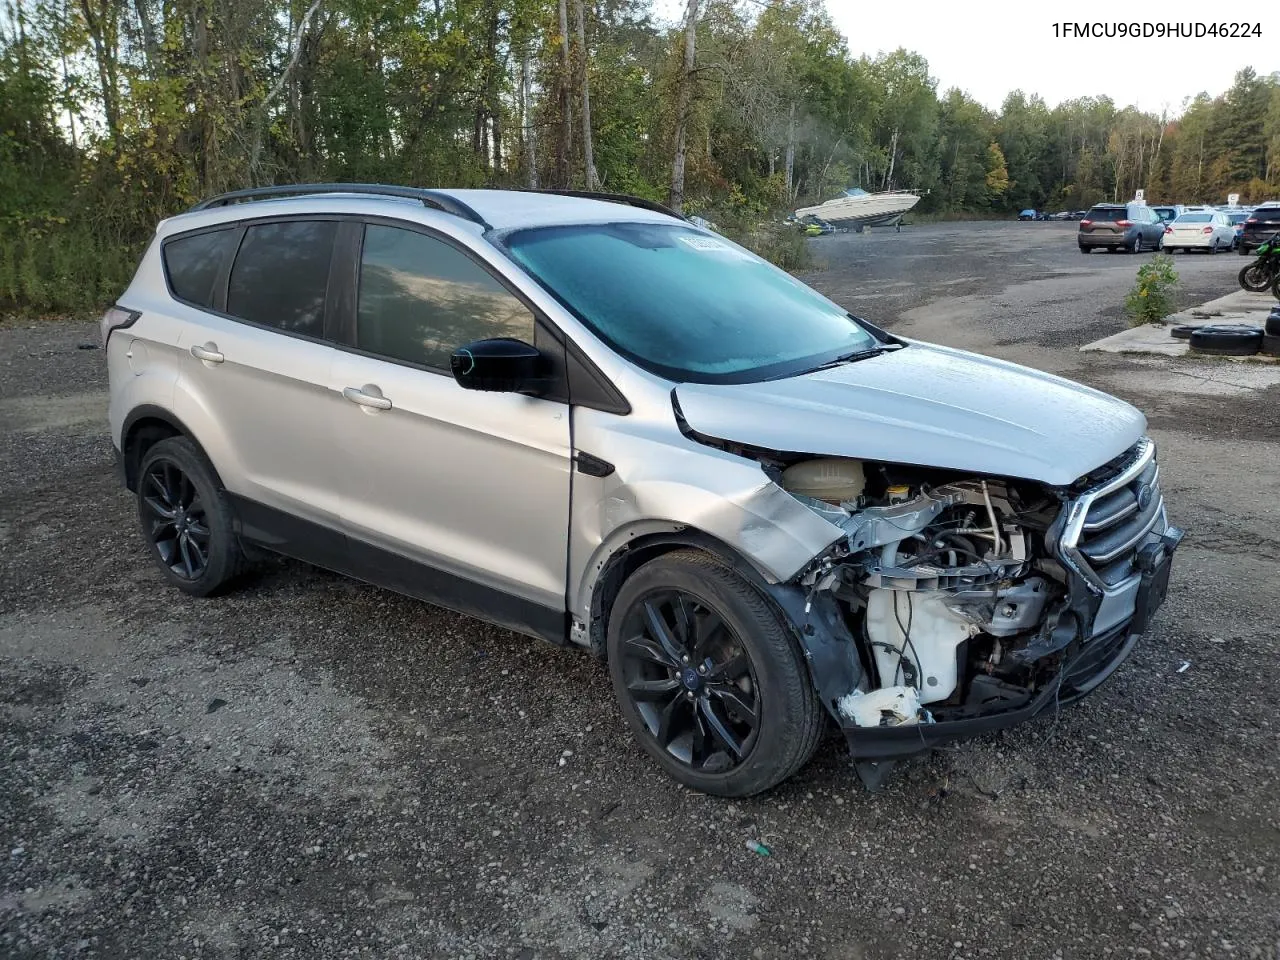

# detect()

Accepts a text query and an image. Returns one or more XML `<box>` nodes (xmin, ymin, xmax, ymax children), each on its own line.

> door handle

<box><xmin>190</xmin><ymin>343</ymin><xmax>224</xmax><ymax>363</ymax></box>
<box><xmin>342</xmin><ymin>386</ymin><xmax>392</xmax><ymax>410</ymax></box>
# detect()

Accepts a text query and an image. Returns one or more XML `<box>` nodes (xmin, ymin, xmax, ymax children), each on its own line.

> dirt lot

<box><xmin>3</xmin><ymin>221</ymin><xmax>1279</xmax><ymax>960</ymax></box>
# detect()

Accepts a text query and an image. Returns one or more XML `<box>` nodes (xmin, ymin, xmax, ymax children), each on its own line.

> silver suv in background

<box><xmin>103</xmin><ymin>184</ymin><xmax>1182</xmax><ymax>795</ymax></box>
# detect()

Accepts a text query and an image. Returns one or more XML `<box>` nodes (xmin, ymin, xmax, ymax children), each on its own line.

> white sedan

<box><xmin>1163</xmin><ymin>211</ymin><xmax>1236</xmax><ymax>253</ymax></box>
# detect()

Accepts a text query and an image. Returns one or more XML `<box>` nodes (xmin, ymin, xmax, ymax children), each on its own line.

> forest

<box><xmin>2</xmin><ymin>0</ymin><xmax>1280</xmax><ymax>313</ymax></box>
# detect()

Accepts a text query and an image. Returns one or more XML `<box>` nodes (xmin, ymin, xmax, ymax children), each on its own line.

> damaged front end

<box><xmin>764</xmin><ymin>438</ymin><xmax>1182</xmax><ymax>788</ymax></box>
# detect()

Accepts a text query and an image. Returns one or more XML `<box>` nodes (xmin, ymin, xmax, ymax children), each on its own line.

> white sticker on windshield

<box><xmin>678</xmin><ymin>235</ymin><xmax>731</xmax><ymax>252</ymax></box>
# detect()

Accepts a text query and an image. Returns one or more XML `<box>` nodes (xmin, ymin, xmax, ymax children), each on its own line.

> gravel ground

<box><xmin>2</xmin><ymin>221</ymin><xmax>1279</xmax><ymax>960</ymax></box>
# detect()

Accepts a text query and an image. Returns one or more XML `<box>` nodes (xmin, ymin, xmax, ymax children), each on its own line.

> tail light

<box><xmin>1115</xmin><ymin>220</ymin><xmax>1132</xmax><ymax>228</ymax></box>
<box><xmin>1202</xmin><ymin>226</ymin><xmax>1213</xmax><ymax>234</ymax></box>
<box><xmin>1164</xmin><ymin>226</ymin><xmax>1173</xmax><ymax>234</ymax></box>
<box><xmin>1247</xmin><ymin>217</ymin><xmax>1258</xmax><ymax>223</ymax></box>
<box><xmin>1080</xmin><ymin>219</ymin><xmax>1093</xmax><ymax>226</ymax></box>
<box><xmin>100</xmin><ymin>306</ymin><xmax>140</xmax><ymax>347</ymax></box>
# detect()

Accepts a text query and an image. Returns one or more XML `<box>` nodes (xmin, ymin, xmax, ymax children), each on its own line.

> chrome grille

<box><xmin>1057</xmin><ymin>439</ymin><xmax>1167</xmax><ymax>592</ymax></box>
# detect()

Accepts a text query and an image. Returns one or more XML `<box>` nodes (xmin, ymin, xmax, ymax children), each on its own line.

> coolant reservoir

<box><xmin>781</xmin><ymin>458</ymin><xmax>866</xmax><ymax>504</ymax></box>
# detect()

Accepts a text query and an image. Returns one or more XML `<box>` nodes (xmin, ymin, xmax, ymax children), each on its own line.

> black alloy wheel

<box><xmin>136</xmin><ymin>436</ymin><xmax>246</xmax><ymax>597</ymax></box>
<box><xmin>141</xmin><ymin>458</ymin><xmax>211</xmax><ymax>580</ymax></box>
<box><xmin>617</xmin><ymin>589</ymin><xmax>760</xmax><ymax>773</ymax></box>
<box><xmin>606</xmin><ymin>550</ymin><xmax>825</xmax><ymax>796</ymax></box>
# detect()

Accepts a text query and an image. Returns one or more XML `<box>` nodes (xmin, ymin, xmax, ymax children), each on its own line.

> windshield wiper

<box><xmin>808</xmin><ymin>343</ymin><xmax>903</xmax><ymax>371</ymax></box>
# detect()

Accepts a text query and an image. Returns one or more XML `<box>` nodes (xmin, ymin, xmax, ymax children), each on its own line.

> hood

<box><xmin>674</xmin><ymin>342</ymin><xmax>1147</xmax><ymax>487</ymax></box>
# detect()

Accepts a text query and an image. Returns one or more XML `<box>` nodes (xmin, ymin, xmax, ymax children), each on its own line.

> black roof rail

<box><xmin>522</xmin><ymin>189</ymin><xmax>688</xmax><ymax>221</ymax></box>
<box><xmin>189</xmin><ymin>183</ymin><xmax>491</xmax><ymax>229</ymax></box>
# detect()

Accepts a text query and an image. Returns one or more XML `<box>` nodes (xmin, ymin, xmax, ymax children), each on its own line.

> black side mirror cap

<box><xmin>450</xmin><ymin>338</ymin><xmax>546</xmax><ymax>394</ymax></box>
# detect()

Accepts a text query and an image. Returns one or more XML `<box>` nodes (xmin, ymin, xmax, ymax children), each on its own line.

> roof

<box><xmin>162</xmin><ymin>186</ymin><xmax>683</xmax><ymax>236</ymax></box>
<box><xmin>434</xmin><ymin>189</ymin><xmax>681</xmax><ymax>231</ymax></box>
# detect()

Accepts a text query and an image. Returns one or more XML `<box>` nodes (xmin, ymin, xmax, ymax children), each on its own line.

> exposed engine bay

<box><xmin>772</xmin><ymin>455</ymin><xmax>1119</xmax><ymax>729</ymax></box>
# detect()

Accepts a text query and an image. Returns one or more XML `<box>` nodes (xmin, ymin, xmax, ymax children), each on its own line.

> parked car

<box><xmin>1163</xmin><ymin>211</ymin><xmax>1236</xmax><ymax>253</ymax></box>
<box><xmin>1225</xmin><ymin>209</ymin><xmax>1251</xmax><ymax>249</ymax></box>
<box><xmin>1078</xmin><ymin>202</ymin><xmax>1165</xmax><ymax>253</ymax></box>
<box><xmin>102</xmin><ymin>183</ymin><xmax>1181</xmax><ymax>796</ymax></box>
<box><xmin>1018</xmin><ymin>209</ymin><xmax>1038</xmax><ymax>221</ymax></box>
<box><xmin>1151</xmin><ymin>205</ymin><xmax>1183</xmax><ymax>225</ymax></box>
<box><xmin>1240</xmin><ymin>203</ymin><xmax>1280</xmax><ymax>253</ymax></box>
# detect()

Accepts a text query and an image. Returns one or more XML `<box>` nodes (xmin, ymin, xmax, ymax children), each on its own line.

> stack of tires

<box><xmin>1173</xmin><ymin>308</ymin><xmax>1280</xmax><ymax>357</ymax></box>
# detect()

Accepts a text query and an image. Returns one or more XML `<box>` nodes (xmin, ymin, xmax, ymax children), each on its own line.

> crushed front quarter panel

<box><xmin>567</xmin><ymin>405</ymin><xmax>845</xmax><ymax>632</ymax></box>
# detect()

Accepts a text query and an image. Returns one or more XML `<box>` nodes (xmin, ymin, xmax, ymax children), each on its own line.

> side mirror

<box><xmin>450</xmin><ymin>338</ymin><xmax>545</xmax><ymax>394</ymax></box>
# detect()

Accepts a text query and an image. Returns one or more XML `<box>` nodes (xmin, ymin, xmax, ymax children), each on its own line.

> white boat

<box><xmin>794</xmin><ymin>187</ymin><xmax>921</xmax><ymax>229</ymax></box>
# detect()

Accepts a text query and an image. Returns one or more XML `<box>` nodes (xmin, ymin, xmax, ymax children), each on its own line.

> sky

<box><xmin>656</xmin><ymin>1</ymin><xmax>1276</xmax><ymax>117</ymax></box>
<box><xmin>825</xmin><ymin>2</ymin><xmax>1275</xmax><ymax>115</ymax></box>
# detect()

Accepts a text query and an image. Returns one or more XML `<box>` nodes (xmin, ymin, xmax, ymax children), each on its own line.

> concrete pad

<box><xmin>1081</xmin><ymin>323</ymin><xmax>1190</xmax><ymax>355</ymax></box>
<box><xmin>1081</xmin><ymin>289</ymin><xmax>1276</xmax><ymax>355</ymax></box>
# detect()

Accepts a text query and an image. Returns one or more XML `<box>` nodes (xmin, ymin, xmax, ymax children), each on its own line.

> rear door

<box><xmin>171</xmin><ymin>217</ymin><xmax>347</xmax><ymax>558</ymax></box>
<box><xmin>329</xmin><ymin>220</ymin><xmax>573</xmax><ymax>639</ymax></box>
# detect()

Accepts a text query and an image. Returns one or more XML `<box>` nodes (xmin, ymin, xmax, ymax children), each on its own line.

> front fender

<box><xmin>568</xmin><ymin>409</ymin><xmax>845</xmax><ymax>625</ymax></box>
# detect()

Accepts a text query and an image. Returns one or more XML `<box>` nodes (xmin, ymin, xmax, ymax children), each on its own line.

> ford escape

<box><xmin>103</xmin><ymin>184</ymin><xmax>1182</xmax><ymax>795</ymax></box>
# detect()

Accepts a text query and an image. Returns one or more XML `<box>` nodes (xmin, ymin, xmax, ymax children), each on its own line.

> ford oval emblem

<box><xmin>1137</xmin><ymin>485</ymin><xmax>1153</xmax><ymax>510</ymax></box>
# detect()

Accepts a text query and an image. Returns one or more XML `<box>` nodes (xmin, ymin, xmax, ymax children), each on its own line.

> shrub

<box><xmin>0</xmin><ymin>217</ymin><xmax>143</xmax><ymax>316</ymax></box>
<box><xmin>1124</xmin><ymin>254</ymin><xmax>1179</xmax><ymax>326</ymax></box>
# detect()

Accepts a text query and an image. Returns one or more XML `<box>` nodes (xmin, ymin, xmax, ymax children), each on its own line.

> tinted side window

<box><xmin>164</xmin><ymin>228</ymin><xmax>238</xmax><ymax>308</ymax></box>
<box><xmin>227</xmin><ymin>221</ymin><xmax>338</xmax><ymax>337</ymax></box>
<box><xmin>357</xmin><ymin>224</ymin><xmax>535</xmax><ymax>369</ymax></box>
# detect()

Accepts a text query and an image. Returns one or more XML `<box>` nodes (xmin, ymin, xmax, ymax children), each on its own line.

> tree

<box><xmin>667</xmin><ymin>0</ymin><xmax>697</xmax><ymax>212</ymax></box>
<box><xmin>573</xmin><ymin>0</ymin><xmax>597</xmax><ymax>188</ymax></box>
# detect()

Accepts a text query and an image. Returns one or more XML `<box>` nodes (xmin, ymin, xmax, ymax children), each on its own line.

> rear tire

<box><xmin>1079</xmin><ymin>245</ymin><xmax>1090</xmax><ymax>254</ymax></box>
<box><xmin>136</xmin><ymin>436</ymin><xmax>246</xmax><ymax>597</ymax></box>
<box><xmin>1131</xmin><ymin>234</ymin><xmax>1142</xmax><ymax>254</ymax></box>
<box><xmin>606</xmin><ymin>549</ymin><xmax>825</xmax><ymax>797</ymax></box>
<box><xmin>1239</xmin><ymin>262</ymin><xmax>1274</xmax><ymax>293</ymax></box>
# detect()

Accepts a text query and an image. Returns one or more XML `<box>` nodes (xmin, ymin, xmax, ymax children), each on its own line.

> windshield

<box><xmin>1178</xmin><ymin>213</ymin><xmax>1212</xmax><ymax>223</ymax></box>
<box><xmin>1086</xmin><ymin>207</ymin><xmax>1129</xmax><ymax>222</ymax></box>
<box><xmin>501</xmin><ymin>222</ymin><xmax>881</xmax><ymax>383</ymax></box>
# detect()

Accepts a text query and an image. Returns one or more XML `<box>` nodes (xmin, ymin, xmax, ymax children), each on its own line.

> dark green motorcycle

<box><xmin>1239</xmin><ymin>232</ymin><xmax>1280</xmax><ymax>293</ymax></box>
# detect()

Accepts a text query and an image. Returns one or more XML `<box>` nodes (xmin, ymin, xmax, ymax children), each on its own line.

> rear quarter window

<box><xmin>162</xmin><ymin>228</ymin><xmax>239</xmax><ymax>308</ymax></box>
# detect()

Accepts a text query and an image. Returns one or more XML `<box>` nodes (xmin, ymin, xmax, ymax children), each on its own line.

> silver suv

<box><xmin>103</xmin><ymin>184</ymin><xmax>1182</xmax><ymax>795</ymax></box>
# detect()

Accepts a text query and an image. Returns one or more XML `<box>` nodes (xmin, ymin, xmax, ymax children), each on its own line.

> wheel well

<box><xmin>586</xmin><ymin>531</ymin><xmax>776</xmax><ymax>661</ymax></box>
<box><xmin>121</xmin><ymin>412</ymin><xmax>217</xmax><ymax>493</ymax></box>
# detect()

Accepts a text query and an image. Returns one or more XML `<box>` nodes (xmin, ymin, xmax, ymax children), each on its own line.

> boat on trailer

<box><xmin>794</xmin><ymin>187</ymin><xmax>921</xmax><ymax>231</ymax></box>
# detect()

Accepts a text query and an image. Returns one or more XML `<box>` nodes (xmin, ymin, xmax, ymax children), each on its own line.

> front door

<box><xmin>331</xmin><ymin>222</ymin><xmax>573</xmax><ymax>640</ymax></box>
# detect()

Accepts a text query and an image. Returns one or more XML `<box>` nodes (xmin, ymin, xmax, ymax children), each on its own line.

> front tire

<box><xmin>136</xmin><ymin>436</ymin><xmax>246</xmax><ymax>597</ymax></box>
<box><xmin>606</xmin><ymin>550</ymin><xmax>825</xmax><ymax>797</ymax></box>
